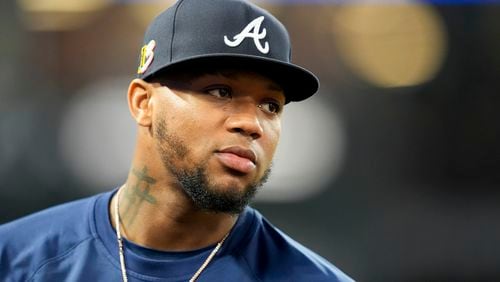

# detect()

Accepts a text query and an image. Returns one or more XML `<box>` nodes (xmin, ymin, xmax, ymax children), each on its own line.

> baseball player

<box><xmin>0</xmin><ymin>0</ymin><xmax>353</xmax><ymax>281</ymax></box>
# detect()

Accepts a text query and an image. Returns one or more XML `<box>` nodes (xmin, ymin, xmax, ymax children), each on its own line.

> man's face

<box><xmin>150</xmin><ymin>70</ymin><xmax>285</xmax><ymax>214</ymax></box>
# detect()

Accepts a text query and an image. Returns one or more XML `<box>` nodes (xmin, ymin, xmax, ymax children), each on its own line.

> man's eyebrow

<box><xmin>267</xmin><ymin>83</ymin><xmax>283</xmax><ymax>92</ymax></box>
<box><xmin>214</xmin><ymin>71</ymin><xmax>284</xmax><ymax>92</ymax></box>
<box><xmin>215</xmin><ymin>71</ymin><xmax>238</xmax><ymax>80</ymax></box>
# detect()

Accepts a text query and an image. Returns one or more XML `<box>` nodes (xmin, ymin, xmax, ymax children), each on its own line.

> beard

<box><xmin>154</xmin><ymin>117</ymin><xmax>271</xmax><ymax>214</ymax></box>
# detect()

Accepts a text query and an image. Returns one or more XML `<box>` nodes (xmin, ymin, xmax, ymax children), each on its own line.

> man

<box><xmin>0</xmin><ymin>0</ymin><xmax>353</xmax><ymax>281</ymax></box>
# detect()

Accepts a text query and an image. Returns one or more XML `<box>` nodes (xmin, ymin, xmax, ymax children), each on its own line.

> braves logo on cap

<box><xmin>137</xmin><ymin>40</ymin><xmax>156</xmax><ymax>74</ymax></box>
<box><xmin>224</xmin><ymin>16</ymin><xmax>269</xmax><ymax>54</ymax></box>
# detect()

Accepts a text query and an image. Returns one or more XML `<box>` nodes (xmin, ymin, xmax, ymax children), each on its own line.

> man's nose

<box><xmin>224</xmin><ymin>103</ymin><xmax>264</xmax><ymax>140</ymax></box>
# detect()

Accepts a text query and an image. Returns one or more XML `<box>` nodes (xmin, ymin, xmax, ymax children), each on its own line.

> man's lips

<box><xmin>215</xmin><ymin>146</ymin><xmax>257</xmax><ymax>174</ymax></box>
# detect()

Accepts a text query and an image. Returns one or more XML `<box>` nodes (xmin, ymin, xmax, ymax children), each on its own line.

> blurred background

<box><xmin>1</xmin><ymin>0</ymin><xmax>500</xmax><ymax>280</ymax></box>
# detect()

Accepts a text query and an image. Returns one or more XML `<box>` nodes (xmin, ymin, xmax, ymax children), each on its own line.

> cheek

<box><xmin>154</xmin><ymin>104</ymin><xmax>199</xmax><ymax>148</ymax></box>
<box><xmin>161</xmin><ymin>97</ymin><xmax>205</xmax><ymax>136</ymax></box>
<box><xmin>168</xmin><ymin>108</ymin><xmax>220</xmax><ymax>157</ymax></box>
<box><xmin>260</xmin><ymin>121</ymin><xmax>281</xmax><ymax>161</ymax></box>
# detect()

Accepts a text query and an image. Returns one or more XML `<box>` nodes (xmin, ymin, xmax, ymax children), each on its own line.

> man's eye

<box><xmin>260</xmin><ymin>101</ymin><xmax>281</xmax><ymax>114</ymax></box>
<box><xmin>206</xmin><ymin>87</ymin><xmax>232</xmax><ymax>98</ymax></box>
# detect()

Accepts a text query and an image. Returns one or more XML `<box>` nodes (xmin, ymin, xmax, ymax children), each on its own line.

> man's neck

<box><xmin>109</xmin><ymin>165</ymin><xmax>237</xmax><ymax>252</ymax></box>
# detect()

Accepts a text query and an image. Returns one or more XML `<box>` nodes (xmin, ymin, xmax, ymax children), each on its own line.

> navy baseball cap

<box><xmin>136</xmin><ymin>0</ymin><xmax>319</xmax><ymax>103</ymax></box>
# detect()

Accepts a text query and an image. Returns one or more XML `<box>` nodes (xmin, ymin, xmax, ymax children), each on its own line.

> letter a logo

<box><xmin>224</xmin><ymin>16</ymin><xmax>270</xmax><ymax>54</ymax></box>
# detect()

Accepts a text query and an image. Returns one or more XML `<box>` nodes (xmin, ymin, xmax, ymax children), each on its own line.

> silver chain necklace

<box><xmin>114</xmin><ymin>187</ymin><xmax>230</xmax><ymax>282</ymax></box>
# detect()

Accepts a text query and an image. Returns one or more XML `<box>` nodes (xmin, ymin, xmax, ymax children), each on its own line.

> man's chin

<box><xmin>209</xmin><ymin>178</ymin><xmax>253</xmax><ymax>194</ymax></box>
<box><xmin>192</xmin><ymin>190</ymin><xmax>255</xmax><ymax>215</ymax></box>
<box><xmin>173</xmin><ymin>163</ymin><xmax>271</xmax><ymax>214</ymax></box>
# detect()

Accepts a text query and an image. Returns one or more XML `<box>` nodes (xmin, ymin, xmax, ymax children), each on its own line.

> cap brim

<box><xmin>143</xmin><ymin>54</ymin><xmax>319</xmax><ymax>103</ymax></box>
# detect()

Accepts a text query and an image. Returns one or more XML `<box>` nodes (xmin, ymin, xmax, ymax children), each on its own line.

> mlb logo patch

<box><xmin>137</xmin><ymin>40</ymin><xmax>156</xmax><ymax>74</ymax></box>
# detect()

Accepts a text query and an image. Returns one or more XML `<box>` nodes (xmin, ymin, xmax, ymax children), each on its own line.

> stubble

<box><xmin>153</xmin><ymin>116</ymin><xmax>270</xmax><ymax>214</ymax></box>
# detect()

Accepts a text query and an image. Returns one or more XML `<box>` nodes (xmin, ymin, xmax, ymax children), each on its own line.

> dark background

<box><xmin>1</xmin><ymin>1</ymin><xmax>500</xmax><ymax>281</ymax></box>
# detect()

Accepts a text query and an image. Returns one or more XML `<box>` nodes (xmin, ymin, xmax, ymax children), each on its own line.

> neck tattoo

<box><xmin>114</xmin><ymin>186</ymin><xmax>231</xmax><ymax>282</ymax></box>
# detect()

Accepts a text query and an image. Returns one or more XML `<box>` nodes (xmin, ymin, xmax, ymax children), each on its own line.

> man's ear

<box><xmin>127</xmin><ymin>79</ymin><xmax>154</xmax><ymax>127</ymax></box>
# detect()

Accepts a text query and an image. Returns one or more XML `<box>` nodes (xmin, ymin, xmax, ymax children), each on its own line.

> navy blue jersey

<box><xmin>0</xmin><ymin>190</ymin><xmax>353</xmax><ymax>281</ymax></box>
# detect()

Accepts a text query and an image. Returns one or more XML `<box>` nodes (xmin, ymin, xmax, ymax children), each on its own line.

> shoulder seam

<box><xmin>28</xmin><ymin>236</ymin><xmax>94</xmax><ymax>281</ymax></box>
<box><xmin>88</xmin><ymin>193</ymin><xmax>101</xmax><ymax>237</ymax></box>
<box><xmin>239</xmin><ymin>254</ymin><xmax>263</xmax><ymax>282</ymax></box>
